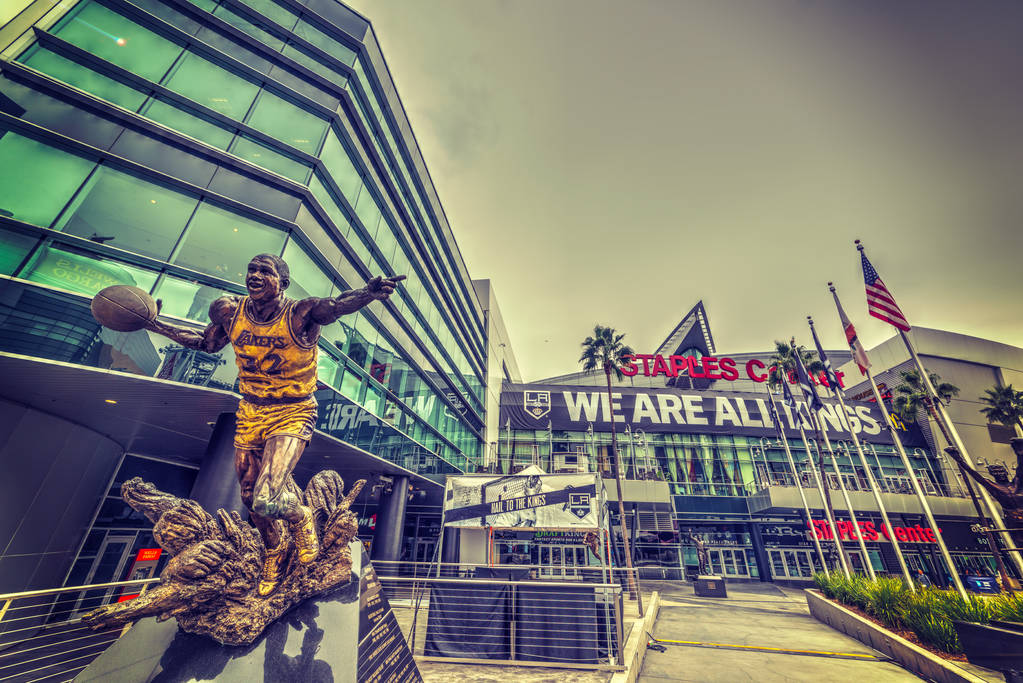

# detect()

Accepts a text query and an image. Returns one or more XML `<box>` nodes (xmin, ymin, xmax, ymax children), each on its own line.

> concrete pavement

<box><xmin>638</xmin><ymin>581</ymin><xmax>921</xmax><ymax>682</ymax></box>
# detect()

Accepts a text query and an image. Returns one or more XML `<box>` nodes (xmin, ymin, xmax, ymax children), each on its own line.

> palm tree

<box><xmin>765</xmin><ymin>339</ymin><xmax>824</xmax><ymax>390</ymax></box>
<box><xmin>979</xmin><ymin>384</ymin><xmax>1023</xmax><ymax>436</ymax></box>
<box><xmin>893</xmin><ymin>369</ymin><xmax>960</xmax><ymax>447</ymax></box>
<box><xmin>580</xmin><ymin>325</ymin><xmax>643</xmax><ymax>615</ymax></box>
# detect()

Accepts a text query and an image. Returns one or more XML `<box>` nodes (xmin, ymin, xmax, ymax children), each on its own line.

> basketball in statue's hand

<box><xmin>91</xmin><ymin>285</ymin><xmax>157</xmax><ymax>332</ymax></box>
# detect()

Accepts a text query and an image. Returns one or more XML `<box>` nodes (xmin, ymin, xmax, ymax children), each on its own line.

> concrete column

<box><xmin>749</xmin><ymin>522</ymin><xmax>771</xmax><ymax>582</ymax></box>
<box><xmin>371</xmin><ymin>475</ymin><xmax>408</xmax><ymax>562</ymax></box>
<box><xmin>189</xmin><ymin>412</ymin><xmax>245</xmax><ymax>517</ymax></box>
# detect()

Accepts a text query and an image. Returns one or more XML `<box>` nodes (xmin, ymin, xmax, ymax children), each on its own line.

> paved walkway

<box><xmin>639</xmin><ymin>581</ymin><xmax>921</xmax><ymax>682</ymax></box>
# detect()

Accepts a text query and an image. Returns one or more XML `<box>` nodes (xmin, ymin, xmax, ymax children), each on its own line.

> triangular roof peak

<box><xmin>655</xmin><ymin>301</ymin><xmax>716</xmax><ymax>357</ymax></box>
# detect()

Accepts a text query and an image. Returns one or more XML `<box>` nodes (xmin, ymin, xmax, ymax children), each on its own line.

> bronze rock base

<box><xmin>82</xmin><ymin>471</ymin><xmax>365</xmax><ymax>646</ymax></box>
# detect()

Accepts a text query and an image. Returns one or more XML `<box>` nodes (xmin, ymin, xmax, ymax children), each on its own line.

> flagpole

<box><xmin>822</xmin><ymin>289</ymin><xmax>917</xmax><ymax>587</ymax></box>
<box><xmin>809</xmin><ymin>407</ymin><xmax>876</xmax><ymax>579</ymax></box>
<box><xmin>765</xmin><ymin>388</ymin><xmax>830</xmax><ymax>576</ymax></box>
<box><xmin>856</xmin><ymin>239</ymin><xmax>1023</xmax><ymax>577</ymax></box>
<box><xmin>862</xmin><ymin>365</ymin><xmax>969</xmax><ymax>598</ymax></box>
<box><xmin>779</xmin><ymin>380</ymin><xmax>850</xmax><ymax>577</ymax></box>
<box><xmin>898</xmin><ymin>329</ymin><xmax>1023</xmax><ymax>577</ymax></box>
<box><xmin>786</xmin><ymin>339</ymin><xmax>852</xmax><ymax>576</ymax></box>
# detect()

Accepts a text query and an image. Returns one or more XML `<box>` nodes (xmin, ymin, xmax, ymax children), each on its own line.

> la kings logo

<box><xmin>567</xmin><ymin>491</ymin><xmax>591</xmax><ymax>520</ymax></box>
<box><xmin>523</xmin><ymin>390</ymin><xmax>551</xmax><ymax>419</ymax></box>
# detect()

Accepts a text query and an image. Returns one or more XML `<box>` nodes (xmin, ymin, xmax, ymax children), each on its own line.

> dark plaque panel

<box><xmin>356</xmin><ymin>549</ymin><xmax>421</xmax><ymax>683</ymax></box>
<box><xmin>77</xmin><ymin>541</ymin><xmax>421</xmax><ymax>682</ymax></box>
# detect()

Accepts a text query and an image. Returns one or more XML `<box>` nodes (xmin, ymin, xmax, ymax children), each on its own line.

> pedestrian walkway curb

<box><xmin>610</xmin><ymin>591</ymin><xmax>660</xmax><ymax>683</ymax></box>
<box><xmin>805</xmin><ymin>589</ymin><xmax>988</xmax><ymax>683</ymax></box>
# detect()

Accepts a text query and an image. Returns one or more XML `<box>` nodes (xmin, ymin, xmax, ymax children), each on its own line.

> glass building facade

<box><xmin>0</xmin><ymin>0</ymin><xmax>487</xmax><ymax>471</ymax></box>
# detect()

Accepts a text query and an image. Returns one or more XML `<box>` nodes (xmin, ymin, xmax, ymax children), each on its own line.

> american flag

<box><xmin>861</xmin><ymin>252</ymin><xmax>910</xmax><ymax>331</ymax></box>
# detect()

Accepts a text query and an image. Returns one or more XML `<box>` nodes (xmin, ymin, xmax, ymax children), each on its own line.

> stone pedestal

<box><xmin>694</xmin><ymin>575</ymin><xmax>727</xmax><ymax>597</ymax></box>
<box><xmin>77</xmin><ymin>542</ymin><xmax>420</xmax><ymax>683</ymax></box>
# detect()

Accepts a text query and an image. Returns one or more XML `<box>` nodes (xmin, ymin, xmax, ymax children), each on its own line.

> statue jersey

<box><xmin>227</xmin><ymin>297</ymin><xmax>317</xmax><ymax>401</ymax></box>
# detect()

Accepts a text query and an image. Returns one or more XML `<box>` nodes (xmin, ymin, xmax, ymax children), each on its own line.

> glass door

<box><xmin>73</xmin><ymin>534</ymin><xmax>136</xmax><ymax>616</ymax></box>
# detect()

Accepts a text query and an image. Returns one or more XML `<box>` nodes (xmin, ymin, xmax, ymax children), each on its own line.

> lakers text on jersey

<box><xmin>228</xmin><ymin>297</ymin><xmax>318</xmax><ymax>402</ymax></box>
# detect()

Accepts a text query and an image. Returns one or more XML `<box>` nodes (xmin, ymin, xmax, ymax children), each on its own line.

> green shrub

<box><xmin>988</xmin><ymin>593</ymin><xmax>1023</xmax><ymax>622</ymax></box>
<box><xmin>899</xmin><ymin>589</ymin><xmax>962</xmax><ymax>653</ymax></box>
<box><xmin>864</xmin><ymin>576</ymin><xmax>908</xmax><ymax>627</ymax></box>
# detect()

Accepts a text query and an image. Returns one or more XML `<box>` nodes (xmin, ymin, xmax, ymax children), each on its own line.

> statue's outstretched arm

<box><xmin>945</xmin><ymin>447</ymin><xmax>1011</xmax><ymax>505</ymax></box>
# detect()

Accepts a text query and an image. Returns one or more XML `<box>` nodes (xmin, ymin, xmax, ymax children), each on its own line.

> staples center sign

<box><xmin>621</xmin><ymin>354</ymin><xmax>846</xmax><ymax>388</ymax></box>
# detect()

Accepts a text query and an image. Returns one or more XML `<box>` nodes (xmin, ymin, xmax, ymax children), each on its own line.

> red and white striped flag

<box><xmin>860</xmin><ymin>250</ymin><xmax>910</xmax><ymax>331</ymax></box>
<box><xmin>830</xmin><ymin>284</ymin><xmax>871</xmax><ymax>375</ymax></box>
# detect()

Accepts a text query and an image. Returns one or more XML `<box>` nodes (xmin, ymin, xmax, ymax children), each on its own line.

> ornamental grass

<box><xmin>812</xmin><ymin>572</ymin><xmax>1023</xmax><ymax>654</ymax></box>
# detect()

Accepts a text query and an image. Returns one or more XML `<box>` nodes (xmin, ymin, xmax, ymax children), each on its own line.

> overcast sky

<box><xmin>345</xmin><ymin>0</ymin><xmax>1023</xmax><ymax>381</ymax></box>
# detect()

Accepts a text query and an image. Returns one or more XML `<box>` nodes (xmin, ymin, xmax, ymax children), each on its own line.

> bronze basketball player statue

<box><xmin>81</xmin><ymin>256</ymin><xmax>406</xmax><ymax>645</ymax></box>
<box><xmin>143</xmin><ymin>254</ymin><xmax>404</xmax><ymax>595</ymax></box>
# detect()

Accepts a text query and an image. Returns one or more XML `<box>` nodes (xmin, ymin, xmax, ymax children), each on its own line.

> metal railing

<box><xmin>376</xmin><ymin>573</ymin><xmax>625</xmax><ymax>670</ymax></box>
<box><xmin>0</xmin><ymin>578</ymin><xmax>158</xmax><ymax>682</ymax></box>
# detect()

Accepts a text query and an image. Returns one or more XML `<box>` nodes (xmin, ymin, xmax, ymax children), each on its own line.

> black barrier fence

<box><xmin>376</xmin><ymin>575</ymin><xmax>624</xmax><ymax>669</ymax></box>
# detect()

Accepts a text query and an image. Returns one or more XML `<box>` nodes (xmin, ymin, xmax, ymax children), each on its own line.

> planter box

<box><xmin>805</xmin><ymin>590</ymin><xmax>988</xmax><ymax>683</ymax></box>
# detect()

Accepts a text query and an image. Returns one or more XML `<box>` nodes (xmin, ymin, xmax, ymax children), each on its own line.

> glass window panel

<box><xmin>229</xmin><ymin>135</ymin><xmax>311</xmax><ymax>183</ymax></box>
<box><xmin>281</xmin><ymin>43</ymin><xmax>348</xmax><ymax>86</ymax></box>
<box><xmin>163</xmin><ymin>51</ymin><xmax>259</xmax><ymax>121</ymax></box>
<box><xmin>19</xmin><ymin>47</ymin><xmax>147</xmax><ymax>110</ymax></box>
<box><xmin>317</xmin><ymin>349</ymin><xmax>341</xmax><ymax>388</ymax></box>
<box><xmin>173</xmin><ymin>202</ymin><xmax>286</xmax><ymax>284</ymax></box>
<box><xmin>52</xmin><ymin>2</ymin><xmax>183</xmax><ymax>82</ymax></box>
<box><xmin>346</xmin><ymin>232</ymin><xmax>371</xmax><ymax>268</ymax></box>
<box><xmin>245</xmin><ymin>90</ymin><xmax>327</xmax><ymax>155</ymax></box>
<box><xmin>237</xmin><ymin>0</ymin><xmax>298</xmax><ymax>32</ymax></box>
<box><xmin>281</xmin><ymin>238</ymin><xmax>331</xmax><ymax>299</ymax></box>
<box><xmin>185</xmin><ymin>0</ymin><xmax>218</xmax><ymax>11</ymax></box>
<box><xmin>56</xmin><ymin>166</ymin><xmax>198</xmax><ymax>260</ymax></box>
<box><xmin>318</xmin><ymin>132</ymin><xmax>362</xmax><ymax>200</ymax></box>
<box><xmin>22</xmin><ymin>244</ymin><xmax>158</xmax><ymax>296</ymax></box>
<box><xmin>0</xmin><ymin>229</ymin><xmax>38</xmax><ymax>275</ymax></box>
<box><xmin>354</xmin><ymin>188</ymin><xmax>381</xmax><ymax>237</ymax></box>
<box><xmin>212</xmin><ymin>5</ymin><xmax>284</xmax><ymax>51</ymax></box>
<box><xmin>151</xmin><ymin>274</ymin><xmax>234</xmax><ymax>321</ymax></box>
<box><xmin>308</xmin><ymin>174</ymin><xmax>352</xmax><ymax>239</ymax></box>
<box><xmin>339</xmin><ymin>366</ymin><xmax>364</xmax><ymax>403</ymax></box>
<box><xmin>293</xmin><ymin>20</ymin><xmax>356</xmax><ymax>66</ymax></box>
<box><xmin>0</xmin><ymin>131</ymin><xmax>95</xmax><ymax>227</ymax></box>
<box><xmin>139</xmin><ymin>97</ymin><xmax>235</xmax><ymax>149</ymax></box>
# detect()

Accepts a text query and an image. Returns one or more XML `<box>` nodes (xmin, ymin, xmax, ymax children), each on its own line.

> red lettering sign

<box><xmin>621</xmin><ymin>354</ymin><xmax>844</xmax><ymax>386</ymax></box>
<box><xmin>136</xmin><ymin>548</ymin><xmax>162</xmax><ymax>562</ymax></box>
<box><xmin>811</xmin><ymin>520</ymin><xmax>939</xmax><ymax>543</ymax></box>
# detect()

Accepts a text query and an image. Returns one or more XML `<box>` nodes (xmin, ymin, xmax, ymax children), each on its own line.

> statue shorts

<box><xmin>233</xmin><ymin>397</ymin><xmax>317</xmax><ymax>450</ymax></box>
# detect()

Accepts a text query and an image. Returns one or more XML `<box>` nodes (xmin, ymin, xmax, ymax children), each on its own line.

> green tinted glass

<box><xmin>185</xmin><ymin>0</ymin><xmax>219</xmax><ymax>11</ymax></box>
<box><xmin>22</xmin><ymin>244</ymin><xmax>158</xmax><ymax>296</ymax></box>
<box><xmin>353</xmin><ymin>187</ymin><xmax>381</xmax><ymax>238</ymax></box>
<box><xmin>281</xmin><ymin>239</ymin><xmax>331</xmax><ymax>299</ymax></box>
<box><xmin>229</xmin><ymin>135</ymin><xmax>311</xmax><ymax>183</ymax></box>
<box><xmin>52</xmin><ymin>2</ymin><xmax>183</xmax><ymax>82</ymax></box>
<box><xmin>56</xmin><ymin>166</ymin><xmax>198</xmax><ymax>260</ymax></box>
<box><xmin>0</xmin><ymin>229</ymin><xmax>39</xmax><ymax>275</ymax></box>
<box><xmin>139</xmin><ymin>98</ymin><xmax>235</xmax><ymax>149</ymax></box>
<box><xmin>308</xmin><ymin>174</ymin><xmax>352</xmax><ymax>239</ymax></box>
<box><xmin>293</xmin><ymin>19</ymin><xmax>356</xmax><ymax>66</ymax></box>
<box><xmin>213</xmin><ymin>5</ymin><xmax>284</xmax><ymax>51</ymax></box>
<box><xmin>173</xmin><ymin>201</ymin><xmax>286</xmax><ymax>284</ymax></box>
<box><xmin>318</xmin><ymin>132</ymin><xmax>362</xmax><ymax>200</ymax></box>
<box><xmin>281</xmin><ymin>43</ymin><xmax>347</xmax><ymax>86</ymax></box>
<box><xmin>163</xmin><ymin>52</ymin><xmax>259</xmax><ymax>121</ymax></box>
<box><xmin>0</xmin><ymin>131</ymin><xmax>95</xmax><ymax>227</ymax></box>
<box><xmin>151</xmin><ymin>274</ymin><xmax>234</xmax><ymax>321</ymax></box>
<box><xmin>237</xmin><ymin>0</ymin><xmax>298</xmax><ymax>31</ymax></box>
<box><xmin>245</xmin><ymin>90</ymin><xmax>327</xmax><ymax>155</ymax></box>
<box><xmin>19</xmin><ymin>47</ymin><xmax>146</xmax><ymax>110</ymax></box>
